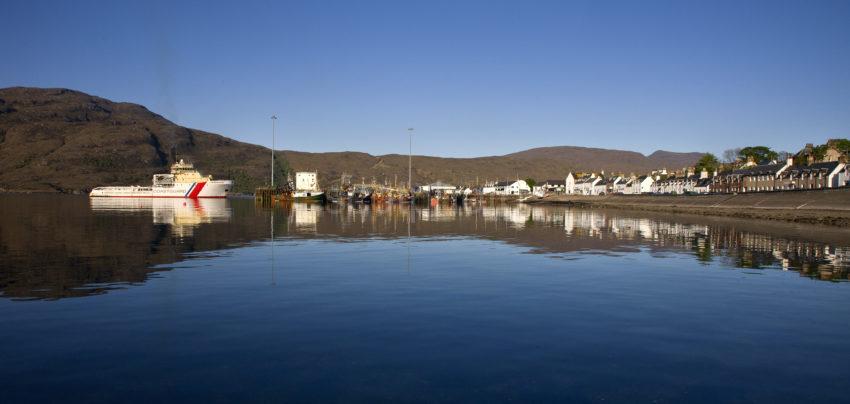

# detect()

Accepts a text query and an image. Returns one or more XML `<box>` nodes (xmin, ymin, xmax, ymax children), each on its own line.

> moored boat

<box><xmin>292</xmin><ymin>171</ymin><xmax>326</xmax><ymax>202</ymax></box>
<box><xmin>89</xmin><ymin>160</ymin><xmax>232</xmax><ymax>198</ymax></box>
<box><xmin>292</xmin><ymin>190</ymin><xmax>326</xmax><ymax>202</ymax></box>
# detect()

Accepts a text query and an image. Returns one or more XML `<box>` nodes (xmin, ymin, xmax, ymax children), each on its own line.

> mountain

<box><xmin>0</xmin><ymin>87</ymin><xmax>704</xmax><ymax>192</ymax></box>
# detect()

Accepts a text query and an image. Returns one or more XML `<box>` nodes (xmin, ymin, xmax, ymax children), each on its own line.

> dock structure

<box><xmin>255</xmin><ymin>187</ymin><xmax>292</xmax><ymax>205</ymax></box>
<box><xmin>255</xmin><ymin>187</ymin><xmax>276</xmax><ymax>204</ymax></box>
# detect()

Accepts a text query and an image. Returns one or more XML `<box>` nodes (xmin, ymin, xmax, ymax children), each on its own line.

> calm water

<box><xmin>2</xmin><ymin>195</ymin><xmax>850</xmax><ymax>403</ymax></box>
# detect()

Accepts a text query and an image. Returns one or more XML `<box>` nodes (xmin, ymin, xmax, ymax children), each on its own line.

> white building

<box><xmin>419</xmin><ymin>182</ymin><xmax>457</xmax><ymax>194</ymax></box>
<box><xmin>540</xmin><ymin>179</ymin><xmax>566</xmax><ymax>194</ymax></box>
<box><xmin>565</xmin><ymin>173</ymin><xmax>576</xmax><ymax>194</ymax></box>
<box><xmin>627</xmin><ymin>175</ymin><xmax>654</xmax><ymax>194</ymax></box>
<box><xmin>295</xmin><ymin>172</ymin><xmax>319</xmax><ymax>191</ymax></box>
<box><xmin>593</xmin><ymin>178</ymin><xmax>609</xmax><ymax>195</ymax></box>
<box><xmin>574</xmin><ymin>175</ymin><xmax>602</xmax><ymax>195</ymax></box>
<box><xmin>482</xmin><ymin>182</ymin><xmax>497</xmax><ymax>195</ymax></box>
<box><xmin>493</xmin><ymin>180</ymin><xmax>531</xmax><ymax>195</ymax></box>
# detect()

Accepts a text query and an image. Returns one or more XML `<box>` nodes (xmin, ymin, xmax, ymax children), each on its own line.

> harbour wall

<box><xmin>532</xmin><ymin>187</ymin><xmax>850</xmax><ymax>226</ymax></box>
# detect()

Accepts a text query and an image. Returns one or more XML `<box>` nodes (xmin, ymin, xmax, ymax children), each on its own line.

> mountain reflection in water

<box><xmin>1</xmin><ymin>194</ymin><xmax>848</xmax><ymax>299</ymax></box>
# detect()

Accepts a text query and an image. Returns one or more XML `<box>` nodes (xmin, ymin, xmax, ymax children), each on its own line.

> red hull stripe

<box><xmin>90</xmin><ymin>196</ymin><xmax>226</xmax><ymax>198</ymax></box>
<box><xmin>188</xmin><ymin>181</ymin><xmax>206</xmax><ymax>198</ymax></box>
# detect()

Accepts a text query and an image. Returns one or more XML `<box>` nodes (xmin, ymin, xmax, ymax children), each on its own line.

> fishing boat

<box><xmin>89</xmin><ymin>160</ymin><xmax>232</xmax><ymax>198</ymax></box>
<box><xmin>292</xmin><ymin>171</ymin><xmax>326</xmax><ymax>202</ymax></box>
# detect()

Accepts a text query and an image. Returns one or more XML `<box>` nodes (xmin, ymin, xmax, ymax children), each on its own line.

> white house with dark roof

<box><xmin>574</xmin><ymin>175</ymin><xmax>602</xmax><ymax>195</ymax></box>
<box><xmin>626</xmin><ymin>175</ymin><xmax>654</xmax><ymax>194</ymax></box>
<box><xmin>614</xmin><ymin>177</ymin><xmax>632</xmax><ymax>194</ymax></box>
<box><xmin>491</xmin><ymin>180</ymin><xmax>530</xmax><ymax>196</ymax></box>
<box><xmin>778</xmin><ymin>161</ymin><xmax>846</xmax><ymax>190</ymax></box>
<box><xmin>541</xmin><ymin>179</ymin><xmax>566</xmax><ymax>193</ymax></box>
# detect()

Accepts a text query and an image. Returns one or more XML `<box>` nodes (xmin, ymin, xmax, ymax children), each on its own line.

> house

<box><xmin>777</xmin><ymin>161</ymin><xmax>847</xmax><ymax>190</ymax></box>
<box><xmin>592</xmin><ymin>178</ymin><xmax>608</xmax><ymax>195</ymax></box>
<box><xmin>574</xmin><ymin>175</ymin><xmax>602</xmax><ymax>195</ymax></box>
<box><xmin>481</xmin><ymin>182</ymin><xmax>497</xmax><ymax>195</ymax></box>
<box><xmin>540</xmin><ymin>179</ymin><xmax>566</xmax><ymax>194</ymax></box>
<box><xmin>492</xmin><ymin>180</ymin><xmax>531</xmax><ymax>195</ymax></box>
<box><xmin>627</xmin><ymin>175</ymin><xmax>654</xmax><ymax>194</ymax></box>
<box><xmin>614</xmin><ymin>177</ymin><xmax>633</xmax><ymax>194</ymax></box>
<box><xmin>651</xmin><ymin>176</ymin><xmax>670</xmax><ymax>194</ymax></box>
<box><xmin>565</xmin><ymin>173</ymin><xmax>576</xmax><ymax>194</ymax></box>
<box><xmin>712</xmin><ymin>159</ymin><xmax>792</xmax><ymax>193</ymax></box>
<box><xmin>532</xmin><ymin>185</ymin><xmax>546</xmax><ymax>197</ymax></box>
<box><xmin>840</xmin><ymin>163</ymin><xmax>850</xmax><ymax>187</ymax></box>
<box><xmin>694</xmin><ymin>177</ymin><xmax>712</xmax><ymax>194</ymax></box>
<box><xmin>603</xmin><ymin>176</ymin><xmax>623</xmax><ymax>194</ymax></box>
<box><xmin>681</xmin><ymin>171</ymin><xmax>704</xmax><ymax>194</ymax></box>
<box><xmin>592</xmin><ymin>176</ymin><xmax>622</xmax><ymax>195</ymax></box>
<box><xmin>691</xmin><ymin>170</ymin><xmax>713</xmax><ymax>194</ymax></box>
<box><xmin>649</xmin><ymin>169</ymin><xmax>700</xmax><ymax>195</ymax></box>
<box><xmin>419</xmin><ymin>181</ymin><xmax>457</xmax><ymax>194</ymax></box>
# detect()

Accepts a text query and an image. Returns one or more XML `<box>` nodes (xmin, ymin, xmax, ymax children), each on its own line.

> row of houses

<box><xmin>416</xmin><ymin>157</ymin><xmax>848</xmax><ymax>197</ymax></box>
<box><xmin>563</xmin><ymin>158</ymin><xmax>849</xmax><ymax>196</ymax></box>
<box><xmin>711</xmin><ymin>159</ymin><xmax>847</xmax><ymax>193</ymax></box>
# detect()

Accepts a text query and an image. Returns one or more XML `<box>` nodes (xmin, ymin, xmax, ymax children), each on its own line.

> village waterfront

<box><xmin>2</xmin><ymin>194</ymin><xmax>850</xmax><ymax>402</ymax></box>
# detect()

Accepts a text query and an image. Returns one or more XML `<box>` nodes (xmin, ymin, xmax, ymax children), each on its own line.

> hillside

<box><xmin>0</xmin><ymin>87</ymin><xmax>703</xmax><ymax>192</ymax></box>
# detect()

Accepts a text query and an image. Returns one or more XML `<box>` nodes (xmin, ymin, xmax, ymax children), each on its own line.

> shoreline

<box><xmin>526</xmin><ymin>188</ymin><xmax>850</xmax><ymax>227</ymax></box>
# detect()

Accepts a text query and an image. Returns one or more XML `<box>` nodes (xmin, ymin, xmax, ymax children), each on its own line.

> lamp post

<box><xmin>408</xmin><ymin>127</ymin><xmax>414</xmax><ymax>195</ymax></box>
<box><xmin>271</xmin><ymin>115</ymin><xmax>277</xmax><ymax>189</ymax></box>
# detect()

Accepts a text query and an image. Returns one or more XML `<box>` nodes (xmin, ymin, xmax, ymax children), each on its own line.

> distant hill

<box><xmin>0</xmin><ymin>87</ymin><xmax>704</xmax><ymax>192</ymax></box>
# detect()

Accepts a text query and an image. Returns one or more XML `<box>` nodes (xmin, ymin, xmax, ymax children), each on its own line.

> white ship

<box><xmin>89</xmin><ymin>159</ymin><xmax>232</xmax><ymax>198</ymax></box>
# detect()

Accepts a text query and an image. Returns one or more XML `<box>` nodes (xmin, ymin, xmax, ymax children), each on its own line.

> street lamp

<box><xmin>271</xmin><ymin>115</ymin><xmax>277</xmax><ymax>188</ymax></box>
<box><xmin>408</xmin><ymin>127</ymin><xmax>414</xmax><ymax>195</ymax></box>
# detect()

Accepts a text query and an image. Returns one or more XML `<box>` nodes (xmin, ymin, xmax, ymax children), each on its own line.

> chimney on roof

<box><xmin>786</xmin><ymin>156</ymin><xmax>794</xmax><ymax>167</ymax></box>
<box><xmin>700</xmin><ymin>169</ymin><xmax>708</xmax><ymax>179</ymax></box>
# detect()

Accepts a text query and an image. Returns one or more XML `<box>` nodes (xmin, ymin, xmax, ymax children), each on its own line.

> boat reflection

<box><xmin>90</xmin><ymin>197</ymin><xmax>231</xmax><ymax>237</ymax></box>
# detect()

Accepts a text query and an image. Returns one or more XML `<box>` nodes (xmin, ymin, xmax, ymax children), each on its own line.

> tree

<box><xmin>738</xmin><ymin>146</ymin><xmax>778</xmax><ymax>164</ymax></box>
<box><xmin>722</xmin><ymin>148</ymin><xmax>741</xmax><ymax>164</ymax></box>
<box><xmin>832</xmin><ymin>138</ymin><xmax>850</xmax><ymax>154</ymax></box>
<box><xmin>524</xmin><ymin>178</ymin><xmax>537</xmax><ymax>188</ymax></box>
<box><xmin>271</xmin><ymin>152</ymin><xmax>291</xmax><ymax>188</ymax></box>
<box><xmin>695</xmin><ymin>153</ymin><xmax>719</xmax><ymax>173</ymax></box>
<box><xmin>811</xmin><ymin>145</ymin><xmax>828</xmax><ymax>162</ymax></box>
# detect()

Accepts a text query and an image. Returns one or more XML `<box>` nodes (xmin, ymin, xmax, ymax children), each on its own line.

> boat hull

<box><xmin>89</xmin><ymin>180</ymin><xmax>232</xmax><ymax>198</ymax></box>
<box><xmin>292</xmin><ymin>191</ymin><xmax>326</xmax><ymax>202</ymax></box>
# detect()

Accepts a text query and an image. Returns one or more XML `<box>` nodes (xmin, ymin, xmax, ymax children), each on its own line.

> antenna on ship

<box><xmin>271</xmin><ymin>115</ymin><xmax>278</xmax><ymax>189</ymax></box>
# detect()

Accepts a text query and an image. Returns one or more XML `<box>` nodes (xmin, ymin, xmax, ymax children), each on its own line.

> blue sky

<box><xmin>2</xmin><ymin>0</ymin><xmax>849</xmax><ymax>157</ymax></box>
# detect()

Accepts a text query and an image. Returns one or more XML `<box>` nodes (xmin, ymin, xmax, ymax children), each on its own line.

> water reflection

<box><xmin>90</xmin><ymin>198</ymin><xmax>231</xmax><ymax>237</ymax></box>
<box><xmin>1</xmin><ymin>195</ymin><xmax>849</xmax><ymax>300</ymax></box>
